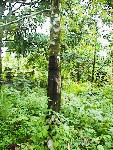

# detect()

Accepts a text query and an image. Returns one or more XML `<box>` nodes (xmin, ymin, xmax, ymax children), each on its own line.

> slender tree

<box><xmin>0</xmin><ymin>1</ymin><xmax>5</xmax><ymax>89</ymax></box>
<box><xmin>0</xmin><ymin>37</ymin><xmax>2</xmax><ymax>89</ymax></box>
<box><xmin>107</xmin><ymin>2</ymin><xmax>113</xmax><ymax>81</ymax></box>
<box><xmin>47</xmin><ymin>0</ymin><xmax>61</xmax><ymax>112</ymax></box>
<box><xmin>91</xmin><ymin>48</ymin><xmax>96</xmax><ymax>82</ymax></box>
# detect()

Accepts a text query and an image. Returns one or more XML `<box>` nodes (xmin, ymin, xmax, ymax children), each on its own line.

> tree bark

<box><xmin>47</xmin><ymin>0</ymin><xmax>61</xmax><ymax>112</ymax></box>
<box><xmin>0</xmin><ymin>2</ymin><xmax>4</xmax><ymax>89</ymax></box>
<box><xmin>91</xmin><ymin>48</ymin><xmax>96</xmax><ymax>82</ymax></box>
<box><xmin>76</xmin><ymin>61</ymin><xmax>81</xmax><ymax>82</ymax></box>
<box><xmin>111</xmin><ymin>50</ymin><xmax>113</xmax><ymax>81</ymax></box>
<box><xmin>0</xmin><ymin>26</ymin><xmax>1</xmax><ymax>89</ymax></box>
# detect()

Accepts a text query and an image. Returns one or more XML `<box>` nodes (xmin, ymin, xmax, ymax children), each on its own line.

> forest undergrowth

<box><xmin>0</xmin><ymin>81</ymin><xmax>113</xmax><ymax>150</ymax></box>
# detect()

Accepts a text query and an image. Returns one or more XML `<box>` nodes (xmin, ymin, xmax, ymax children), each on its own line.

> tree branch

<box><xmin>0</xmin><ymin>9</ymin><xmax>50</xmax><ymax>28</ymax></box>
<box><xmin>2</xmin><ymin>39</ymin><xmax>14</xmax><ymax>42</ymax></box>
<box><xmin>12</xmin><ymin>3</ymin><xmax>23</xmax><ymax>13</ymax></box>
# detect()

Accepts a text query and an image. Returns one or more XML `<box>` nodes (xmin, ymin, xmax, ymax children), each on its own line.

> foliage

<box><xmin>60</xmin><ymin>0</ymin><xmax>112</xmax><ymax>82</ymax></box>
<box><xmin>0</xmin><ymin>85</ymin><xmax>48</xmax><ymax>149</ymax></box>
<box><xmin>0</xmin><ymin>0</ymin><xmax>113</xmax><ymax>149</ymax></box>
<box><xmin>0</xmin><ymin>82</ymin><xmax>113</xmax><ymax>149</ymax></box>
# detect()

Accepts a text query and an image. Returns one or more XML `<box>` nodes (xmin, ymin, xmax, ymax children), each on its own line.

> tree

<box><xmin>47</xmin><ymin>0</ymin><xmax>61</xmax><ymax>112</ymax></box>
<box><xmin>0</xmin><ymin>1</ymin><xmax>50</xmax><ymax>73</ymax></box>
<box><xmin>0</xmin><ymin>0</ymin><xmax>62</xmax><ymax>112</ymax></box>
<box><xmin>0</xmin><ymin>1</ymin><xmax>5</xmax><ymax>88</ymax></box>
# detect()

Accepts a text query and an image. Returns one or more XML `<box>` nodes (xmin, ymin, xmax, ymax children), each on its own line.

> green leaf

<box><xmin>97</xmin><ymin>145</ymin><xmax>104</xmax><ymax>150</ymax></box>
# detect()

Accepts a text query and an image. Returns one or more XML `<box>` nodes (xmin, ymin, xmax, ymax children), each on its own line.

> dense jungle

<box><xmin>0</xmin><ymin>0</ymin><xmax>113</xmax><ymax>149</ymax></box>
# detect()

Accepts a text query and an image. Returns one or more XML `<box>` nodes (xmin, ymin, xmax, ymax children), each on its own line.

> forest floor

<box><xmin>0</xmin><ymin>81</ymin><xmax>113</xmax><ymax>149</ymax></box>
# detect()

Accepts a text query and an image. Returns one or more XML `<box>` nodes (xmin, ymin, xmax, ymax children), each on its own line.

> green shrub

<box><xmin>0</xmin><ymin>83</ymin><xmax>113</xmax><ymax>149</ymax></box>
<box><xmin>0</xmin><ymin>86</ymin><xmax>48</xmax><ymax>149</ymax></box>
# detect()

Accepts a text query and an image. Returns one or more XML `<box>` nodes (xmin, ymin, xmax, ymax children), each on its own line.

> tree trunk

<box><xmin>76</xmin><ymin>61</ymin><xmax>81</xmax><ymax>82</ymax></box>
<box><xmin>47</xmin><ymin>0</ymin><xmax>61</xmax><ymax>112</ymax></box>
<box><xmin>91</xmin><ymin>48</ymin><xmax>96</xmax><ymax>82</ymax></box>
<box><xmin>0</xmin><ymin>38</ymin><xmax>2</xmax><ymax>89</ymax></box>
<box><xmin>111</xmin><ymin>50</ymin><xmax>113</xmax><ymax>81</ymax></box>
<box><xmin>0</xmin><ymin>2</ymin><xmax>4</xmax><ymax>89</ymax></box>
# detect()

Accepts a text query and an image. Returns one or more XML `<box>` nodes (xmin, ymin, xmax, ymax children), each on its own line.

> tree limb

<box><xmin>12</xmin><ymin>3</ymin><xmax>23</xmax><ymax>13</ymax></box>
<box><xmin>2</xmin><ymin>39</ymin><xmax>14</xmax><ymax>41</ymax></box>
<box><xmin>0</xmin><ymin>9</ymin><xmax>50</xmax><ymax>28</ymax></box>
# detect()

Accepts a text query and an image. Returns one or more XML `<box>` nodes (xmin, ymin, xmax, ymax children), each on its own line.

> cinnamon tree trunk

<box><xmin>47</xmin><ymin>0</ymin><xmax>61</xmax><ymax>112</ymax></box>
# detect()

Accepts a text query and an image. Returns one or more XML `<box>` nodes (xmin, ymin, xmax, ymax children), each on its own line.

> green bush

<box><xmin>0</xmin><ymin>83</ymin><xmax>113</xmax><ymax>149</ymax></box>
<box><xmin>0</xmin><ymin>86</ymin><xmax>48</xmax><ymax>149</ymax></box>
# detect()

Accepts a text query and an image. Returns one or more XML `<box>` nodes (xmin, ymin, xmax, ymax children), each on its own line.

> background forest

<box><xmin>0</xmin><ymin>0</ymin><xmax>113</xmax><ymax>149</ymax></box>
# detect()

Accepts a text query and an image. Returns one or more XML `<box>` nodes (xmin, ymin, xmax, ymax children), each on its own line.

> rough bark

<box><xmin>47</xmin><ymin>0</ymin><xmax>61</xmax><ymax>112</ymax></box>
